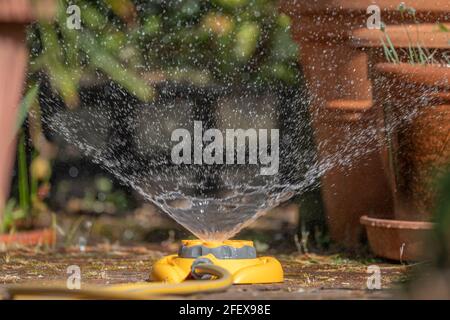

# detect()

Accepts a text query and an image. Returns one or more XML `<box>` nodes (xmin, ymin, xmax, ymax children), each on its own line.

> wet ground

<box><xmin>0</xmin><ymin>244</ymin><xmax>412</xmax><ymax>299</ymax></box>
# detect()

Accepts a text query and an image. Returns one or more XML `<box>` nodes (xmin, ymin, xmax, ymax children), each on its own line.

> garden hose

<box><xmin>2</xmin><ymin>264</ymin><xmax>232</xmax><ymax>300</ymax></box>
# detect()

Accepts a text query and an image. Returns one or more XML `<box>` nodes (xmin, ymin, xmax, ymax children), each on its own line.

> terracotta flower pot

<box><xmin>360</xmin><ymin>215</ymin><xmax>433</xmax><ymax>261</ymax></box>
<box><xmin>0</xmin><ymin>228</ymin><xmax>56</xmax><ymax>246</ymax></box>
<box><xmin>0</xmin><ymin>0</ymin><xmax>55</xmax><ymax>225</ymax></box>
<box><xmin>360</xmin><ymin>63</ymin><xmax>449</xmax><ymax>261</ymax></box>
<box><xmin>374</xmin><ymin>63</ymin><xmax>450</xmax><ymax>221</ymax></box>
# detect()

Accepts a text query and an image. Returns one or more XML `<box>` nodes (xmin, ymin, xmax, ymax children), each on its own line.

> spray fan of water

<box><xmin>38</xmin><ymin>81</ymin><xmax>317</xmax><ymax>241</ymax></box>
<box><xmin>23</xmin><ymin>0</ymin><xmax>450</xmax><ymax>245</ymax></box>
<box><xmin>36</xmin><ymin>73</ymin><xmax>442</xmax><ymax>242</ymax></box>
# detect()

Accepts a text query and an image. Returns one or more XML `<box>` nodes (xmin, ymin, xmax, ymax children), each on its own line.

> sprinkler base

<box><xmin>151</xmin><ymin>240</ymin><xmax>283</xmax><ymax>284</ymax></box>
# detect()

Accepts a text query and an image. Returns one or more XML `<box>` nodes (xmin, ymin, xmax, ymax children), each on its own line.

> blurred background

<box><xmin>1</xmin><ymin>0</ymin><xmax>325</xmax><ymax>252</ymax></box>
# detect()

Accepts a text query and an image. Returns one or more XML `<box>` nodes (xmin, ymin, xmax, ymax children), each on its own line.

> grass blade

<box><xmin>384</xmin><ymin>32</ymin><xmax>400</xmax><ymax>63</ymax></box>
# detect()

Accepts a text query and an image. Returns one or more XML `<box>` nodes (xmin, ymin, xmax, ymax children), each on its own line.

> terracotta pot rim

<box><xmin>376</xmin><ymin>62</ymin><xmax>450</xmax><ymax>74</ymax></box>
<box><xmin>360</xmin><ymin>215</ymin><xmax>434</xmax><ymax>230</ymax></box>
<box><xmin>0</xmin><ymin>0</ymin><xmax>56</xmax><ymax>24</ymax></box>
<box><xmin>375</xmin><ymin>62</ymin><xmax>450</xmax><ymax>87</ymax></box>
<box><xmin>280</xmin><ymin>0</ymin><xmax>450</xmax><ymax>14</ymax></box>
<box><xmin>351</xmin><ymin>23</ymin><xmax>450</xmax><ymax>49</ymax></box>
<box><xmin>0</xmin><ymin>227</ymin><xmax>56</xmax><ymax>246</ymax></box>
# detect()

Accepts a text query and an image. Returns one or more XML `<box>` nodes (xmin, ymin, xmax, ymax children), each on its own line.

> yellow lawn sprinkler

<box><xmin>151</xmin><ymin>239</ymin><xmax>283</xmax><ymax>284</ymax></box>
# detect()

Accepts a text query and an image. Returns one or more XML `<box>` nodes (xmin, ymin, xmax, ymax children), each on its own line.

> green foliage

<box><xmin>2</xmin><ymin>132</ymin><xmax>32</xmax><ymax>233</ymax></box>
<box><xmin>137</xmin><ymin>0</ymin><xmax>300</xmax><ymax>85</ymax></box>
<box><xmin>0</xmin><ymin>199</ymin><xmax>27</xmax><ymax>233</ymax></box>
<box><xmin>27</xmin><ymin>0</ymin><xmax>300</xmax><ymax>100</ymax></box>
<box><xmin>2</xmin><ymin>84</ymin><xmax>54</xmax><ymax>233</ymax></box>
<box><xmin>432</xmin><ymin>169</ymin><xmax>450</xmax><ymax>269</ymax></box>
<box><xmin>27</xmin><ymin>0</ymin><xmax>155</xmax><ymax>107</ymax></box>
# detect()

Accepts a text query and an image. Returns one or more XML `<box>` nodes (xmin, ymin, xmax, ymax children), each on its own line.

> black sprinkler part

<box><xmin>179</xmin><ymin>244</ymin><xmax>257</xmax><ymax>260</ymax></box>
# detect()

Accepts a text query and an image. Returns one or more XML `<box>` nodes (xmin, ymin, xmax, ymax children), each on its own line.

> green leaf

<box><xmin>79</xmin><ymin>32</ymin><xmax>154</xmax><ymax>101</ymax></box>
<box><xmin>17</xmin><ymin>131</ymin><xmax>30</xmax><ymax>216</ymax></box>
<box><xmin>384</xmin><ymin>32</ymin><xmax>400</xmax><ymax>63</ymax></box>
<box><xmin>437</xmin><ymin>23</ymin><xmax>449</xmax><ymax>33</ymax></box>
<box><xmin>380</xmin><ymin>37</ymin><xmax>397</xmax><ymax>64</ymax></box>
<box><xmin>39</xmin><ymin>23</ymin><xmax>79</xmax><ymax>108</ymax></box>
<box><xmin>1</xmin><ymin>199</ymin><xmax>16</xmax><ymax>233</ymax></box>
<box><xmin>213</xmin><ymin>0</ymin><xmax>249</xmax><ymax>10</ymax></box>
<box><xmin>416</xmin><ymin>44</ymin><xmax>428</xmax><ymax>64</ymax></box>
<box><xmin>16</xmin><ymin>84</ymin><xmax>38</xmax><ymax>131</ymax></box>
<box><xmin>80</xmin><ymin>1</ymin><xmax>109</xmax><ymax>30</ymax></box>
<box><xmin>234</xmin><ymin>22</ymin><xmax>260</xmax><ymax>62</ymax></box>
<box><xmin>45</xmin><ymin>55</ymin><xmax>80</xmax><ymax>108</ymax></box>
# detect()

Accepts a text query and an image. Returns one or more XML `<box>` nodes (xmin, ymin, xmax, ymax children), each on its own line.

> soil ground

<box><xmin>0</xmin><ymin>244</ymin><xmax>413</xmax><ymax>299</ymax></box>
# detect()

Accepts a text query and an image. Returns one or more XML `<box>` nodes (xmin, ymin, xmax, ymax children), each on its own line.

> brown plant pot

<box><xmin>0</xmin><ymin>228</ymin><xmax>56</xmax><ymax>246</ymax></box>
<box><xmin>373</xmin><ymin>63</ymin><xmax>450</xmax><ymax>221</ymax></box>
<box><xmin>0</xmin><ymin>0</ymin><xmax>55</xmax><ymax>225</ymax></box>
<box><xmin>360</xmin><ymin>215</ymin><xmax>433</xmax><ymax>261</ymax></box>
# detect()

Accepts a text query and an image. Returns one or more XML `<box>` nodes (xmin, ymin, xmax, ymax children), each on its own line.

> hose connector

<box><xmin>191</xmin><ymin>257</ymin><xmax>214</xmax><ymax>280</ymax></box>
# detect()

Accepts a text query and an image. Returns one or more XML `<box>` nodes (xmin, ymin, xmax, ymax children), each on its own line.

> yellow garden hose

<box><xmin>2</xmin><ymin>264</ymin><xmax>232</xmax><ymax>300</ymax></box>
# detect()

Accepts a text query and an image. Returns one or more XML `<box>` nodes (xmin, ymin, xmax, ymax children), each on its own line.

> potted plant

<box><xmin>280</xmin><ymin>0</ymin><xmax>449</xmax><ymax>248</ymax></box>
<box><xmin>355</xmin><ymin>4</ymin><xmax>450</xmax><ymax>260</ymax></box>
<box><xmin>364</xmin><ymin>62</ymin><xmax>449</xmax><ymax>254</ymax></box>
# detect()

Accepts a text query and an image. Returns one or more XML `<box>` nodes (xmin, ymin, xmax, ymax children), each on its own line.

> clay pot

<box><xmin>0</xmin><ymin>0</ymin><xmax>55</xmax><ymax>225</ymax></box>
<box><xmin>360</xmin><ymin>215</ymin><xmax>433</xmax><ymax>261</ymax></box>
<box><xmin>0</xmin><ymin>228</ymin><xmax>56</xmax><ymax>246</ymax></box>
<box><xmin>361</xmin><ymin>63</ymin><xmax>449</xmax><ymax>261</ymax></box>
<box><xmin>373</xmin><ymin>63</ymin><xmax>450</xmax><ymax>221</ymax></box>
<box><xmin>352</xmin><ymin>22</ymin><xmax>449</xmax><ymax>219</ymax></box>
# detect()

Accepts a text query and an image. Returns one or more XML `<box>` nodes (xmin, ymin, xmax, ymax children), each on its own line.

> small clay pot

<box><xmin>360</xmin><ymin>215</ymin><xmax>433</xmax><ymax>261</ymax></box>
<box><xmin>373</xmin><ymin>63</ymin><xmax>450</xmax><ymax>221</ymax></box>
<box><xmin>0</xmin><ymin>228</ymin><xmax>56</xmax><ymax>246</ymax></box>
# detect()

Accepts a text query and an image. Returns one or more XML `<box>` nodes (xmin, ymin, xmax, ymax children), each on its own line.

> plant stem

<box><xmin>18</xmin><ymin>130</ymin><xmax>30</xmax><ymax>216</ymax></box>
